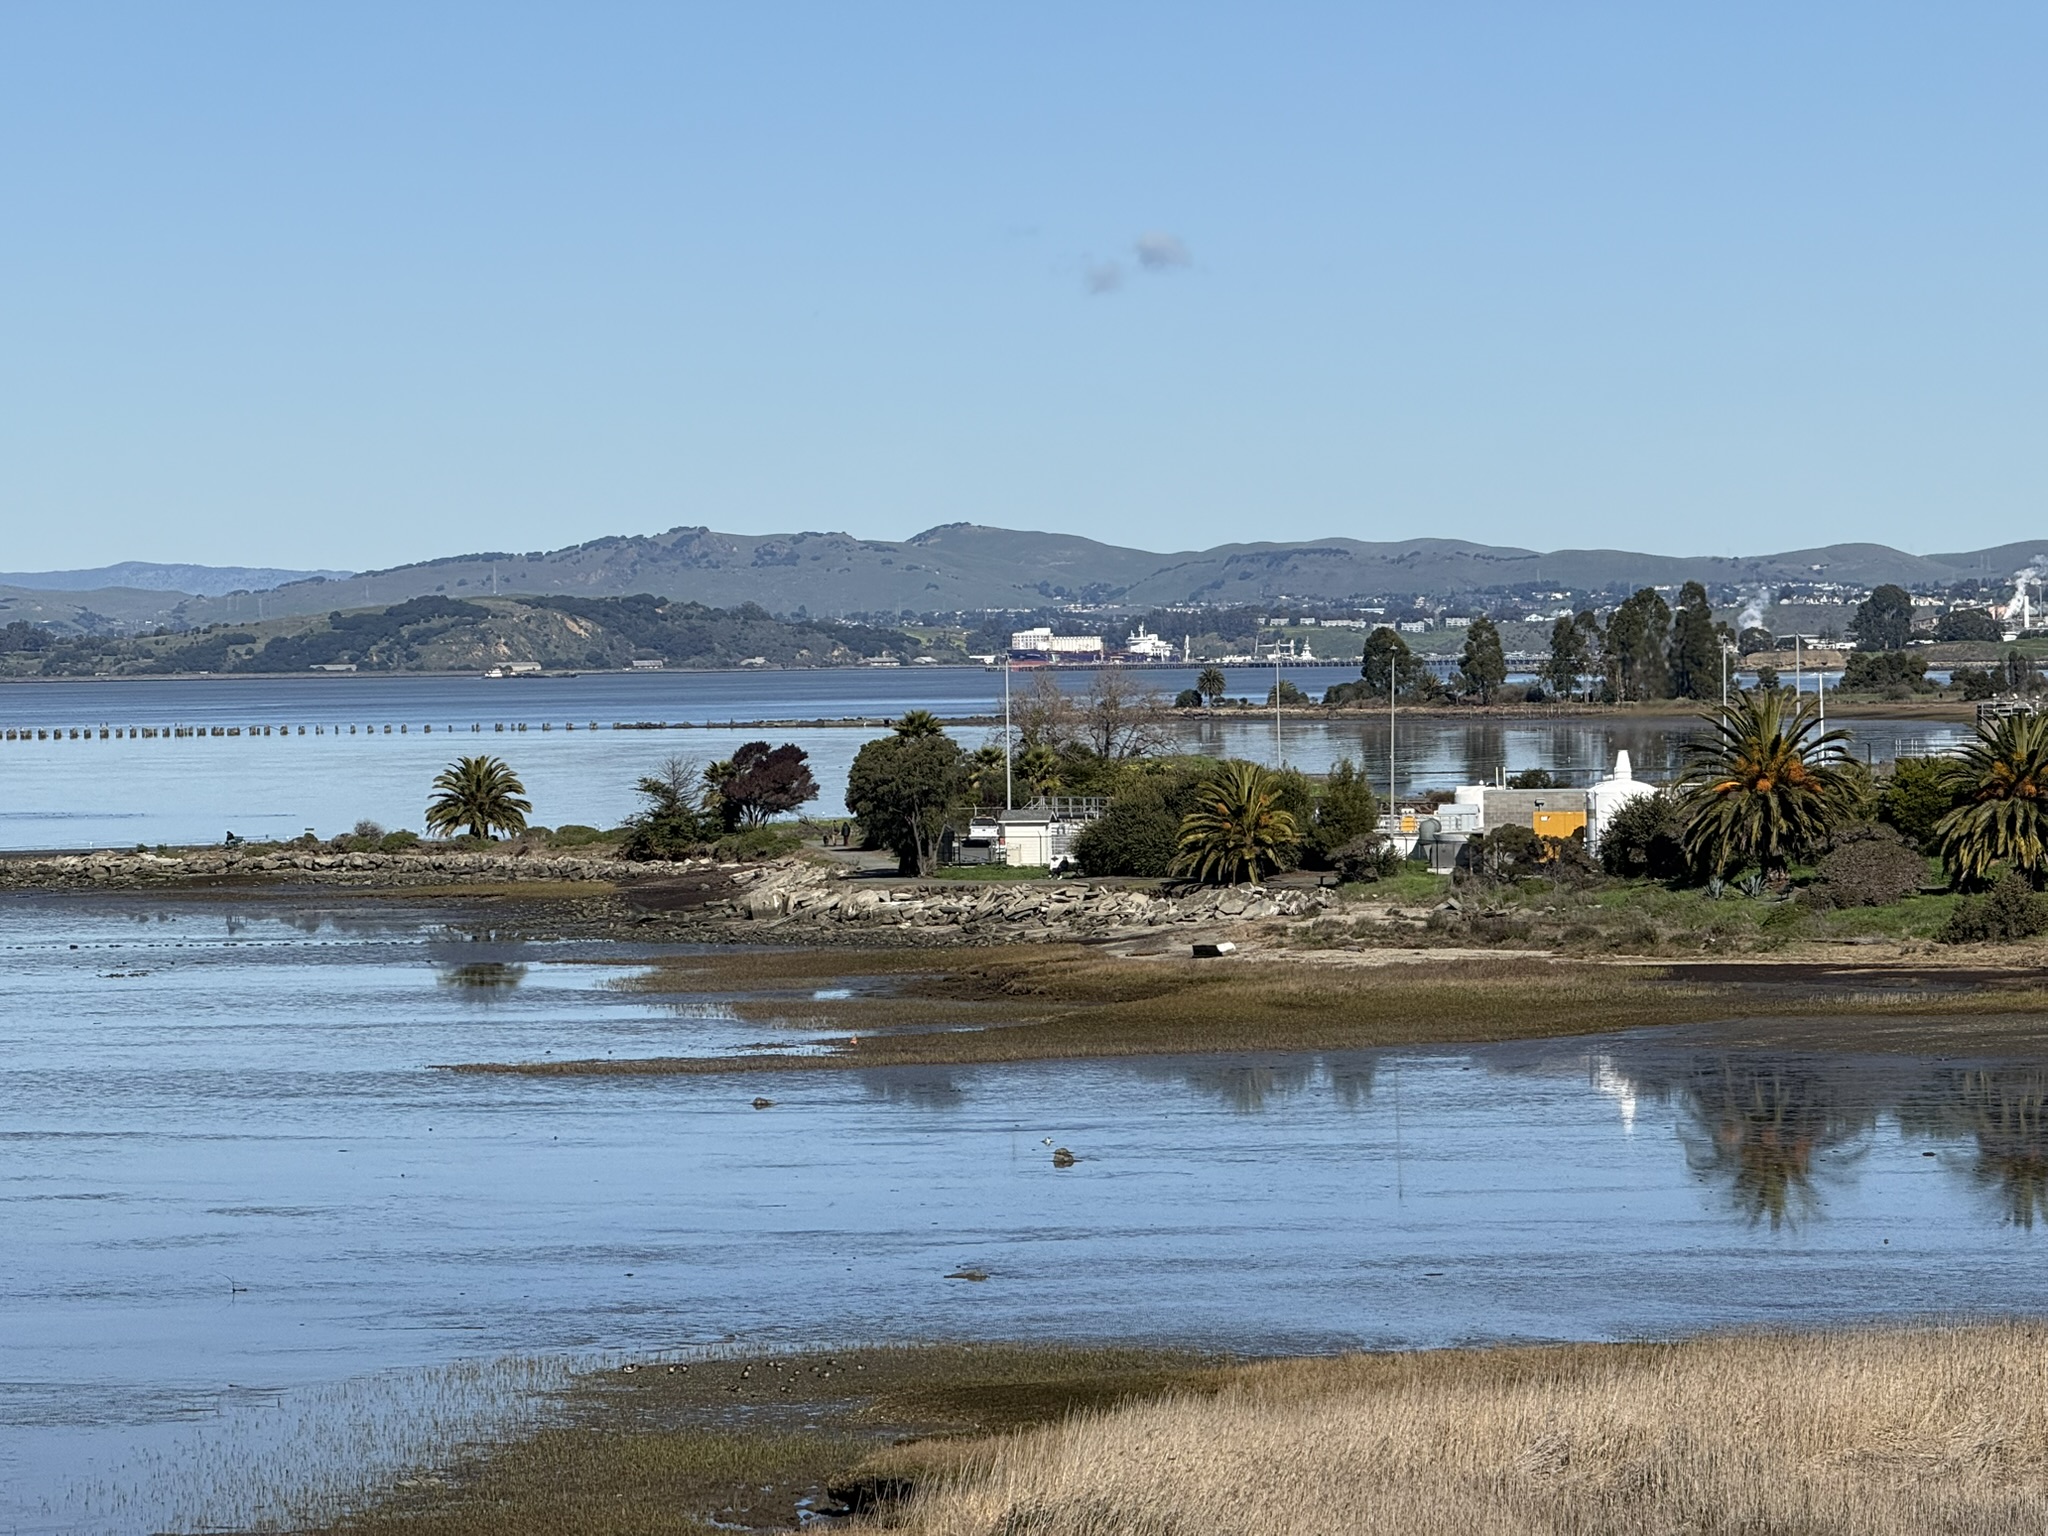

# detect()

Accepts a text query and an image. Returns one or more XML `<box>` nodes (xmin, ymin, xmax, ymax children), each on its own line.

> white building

<box><xmin>1009</xmin><ymin>627</ymin><xmax>1107</xmax><ymax>662</ymax></box>
<box><xmin>1584</xmin><ymin>751</ymin><xmax>1658</xmax><ymax>853</ymax></box>
<box><xmin>1377</xmin><ymin>752</ymin><xmax>1658</xmax><ymax>862</ymax></box>
<box><xmin>954</xmin><ymin>797</ymin><xmax>1106</xmax><ymax>870</ymax></box>
<box><xmin>1123</xmin><ymin>626</ymin><xmax>1176</xmax><ymax>662</ymax></box>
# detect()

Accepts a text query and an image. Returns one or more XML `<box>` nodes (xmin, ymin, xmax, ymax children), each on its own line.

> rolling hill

<box><xmin>4</xmin><ymin>526</ymin><xmax>2043</xmax><ymax>632</ymax></box>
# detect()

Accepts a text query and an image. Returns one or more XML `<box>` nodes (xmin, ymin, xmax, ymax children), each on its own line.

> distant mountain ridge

<box><xmin>0</xmin><ymin>561</ymin><xmax>351</xmax><ymax>597</ymax></box>
<box><xmin>6</xmin><ymin>527</ymin><xmax>2044</xmax><ymax>632</ymax></box>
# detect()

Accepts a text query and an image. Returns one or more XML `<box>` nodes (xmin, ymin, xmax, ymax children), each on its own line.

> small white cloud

<box><xmin>1085</xmin><ymin>260</ymin><xmax>1124</xmax><ymax>295</ymax></box>
<box><xmin>1134</xmin><ymin>232</ymin><xmax>1191</xmax><ymax>271</ymax></box>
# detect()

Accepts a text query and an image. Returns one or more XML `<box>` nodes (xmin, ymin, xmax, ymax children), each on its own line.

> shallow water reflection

<box><xmin>1676</xmin><ymin>1061</ymin><xmax>1875</xmax><ymax>1229</ymax></box>
<box><xmin>12</xmin><ymin>895</ymin><xmax>2048</xmax><ymax>1531</ymax></box>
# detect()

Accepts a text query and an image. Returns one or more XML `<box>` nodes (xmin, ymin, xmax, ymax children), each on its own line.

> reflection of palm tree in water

<box><xmin>1680</xmin><ymin>1060</ymin><xmax>1871</xmax><ymax>1229</ymax></box>
<box><xmin>1919</xmin><ymin>1070</ymin><xmax>2048</xmax><ymax>1228</ymax></box>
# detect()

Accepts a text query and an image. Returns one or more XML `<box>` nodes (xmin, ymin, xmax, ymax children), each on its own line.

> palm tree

<box><xmin>894</xmin><ymin>709</ymin><xmax>944</xmax><ymax>739</ymax></box>
<box><xmin>1678</xmin><ymin>689</ymin><xmax>1851</xmax><ymax>878</ymax></box>
<box><xmin>1196</xmin><ymin>667</ymin><xmax>1227</xmax><ymax>708</ymax></box>
<box><xmin>1171</xmin><ymin>761</ymin><xmax>1301</xmax><ymax>885</ymax></box>
<box><xmin>1017</xmin><ymin>742</ymin><xmax>1063</xmax><ymax>800</ymax></box>
<box><xmin>1935</xmin><ymin>710</ymin><xmax>2048</xmax><ymax>888</ymax></box>
<box><xmin>425</xmin><ymin>755</ymin><xmax>532</xmax><ymax>840</ymax></box>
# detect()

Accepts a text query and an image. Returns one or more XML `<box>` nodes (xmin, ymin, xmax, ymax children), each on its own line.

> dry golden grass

<box><xmin>873</xmin><ymin>1326</ymin><xmax>2048</xmax><ymax>1536</ymax></box>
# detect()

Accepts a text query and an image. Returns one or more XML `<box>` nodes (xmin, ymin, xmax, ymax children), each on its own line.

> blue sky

<box><xmin>2</xmin><ymin>4</ymin><xmax>2042</xmax><ymax>570</ymax></box>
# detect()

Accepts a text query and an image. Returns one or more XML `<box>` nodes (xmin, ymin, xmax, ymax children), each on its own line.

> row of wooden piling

<box><xmin>3</xmin><ymin>722</ymin><xmax>608</xmax><ymax>740</ymax></box>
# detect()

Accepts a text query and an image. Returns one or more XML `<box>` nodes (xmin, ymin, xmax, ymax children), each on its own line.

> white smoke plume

<box><xmin>1736</xmin><ymin>586</ymin><xmax>1771</xmax><ymax>633</ymax></box>
<box><xmin>2000</xmin><ymin>556</ymin><xmax>2048</xmax><ymax>629</ymax></box>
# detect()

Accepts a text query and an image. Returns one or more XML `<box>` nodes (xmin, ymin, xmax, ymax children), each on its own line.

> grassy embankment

<box><xmin>1321</xmin><ymin>866</ymin><xmax>1968</xmax><ymax>951</ymax></box>
<box><xmin>286</xmin><ymin>1327</ymin><xmax>2048</xmax><ymax>1536</ymax></box>
<box><xmin>445</xmin><ymin>943</ymin><xmax>2048</xmax><ymax>1078</ymax></box>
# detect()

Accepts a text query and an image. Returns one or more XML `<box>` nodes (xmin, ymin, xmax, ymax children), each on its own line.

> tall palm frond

<box><xmin>1678</xmin><ymin>690</ymin><xmax>1851</xmax><ymax>877</ymax></box>
<box><xmin>1171</xmin><ymin>761</ymin><xmax>1301</xmax><ymax>885</ymax></box>
<box><xmin>1935</xmin><ymin>710</ymin><xmax>2048</xmax><ymax>888</ymax></box>
<box><xmin>425</xmin><ymin>755</ymin><xmax>532</xmax><ymax>840</ymax></box>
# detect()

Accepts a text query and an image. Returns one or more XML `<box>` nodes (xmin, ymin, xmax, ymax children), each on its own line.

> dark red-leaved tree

<box><xmin>710</xmin><ymin>741</ymin><xmax>819</xmax><ymax>828</ymax></box>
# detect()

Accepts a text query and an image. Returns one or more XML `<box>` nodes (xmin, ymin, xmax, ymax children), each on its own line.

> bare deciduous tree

<box><xmin>1082</xmin><ymin>670</ymin><xmax>1169</xmax><ymax>761</ymax></box>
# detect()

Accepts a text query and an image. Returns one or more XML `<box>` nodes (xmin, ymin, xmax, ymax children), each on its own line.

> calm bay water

<box><xmin>5</xmin><ymin>892</ymin><xmax>2048</xmax><ymax>1531</ymax></box>
<box><xmin>0</xmin><ymin>671</ymin><xmax>1974</xmax><ymax>850</ymax></box>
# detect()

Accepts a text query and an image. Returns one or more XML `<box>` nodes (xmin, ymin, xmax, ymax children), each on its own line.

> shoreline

<box><xmin>266</xmin><ymin>1324</ymin><xmax>2048</xmax><ymax>1536</ymax></box>
<box><xmin>0</xmin><ymin>665</ymin><xmax>1983</xmax><ymax>724</ymax></box>
<box><xmin>12</xmin><ymin>868</ymin><xmax>2045</xmax><ymax>1071</ymax></box>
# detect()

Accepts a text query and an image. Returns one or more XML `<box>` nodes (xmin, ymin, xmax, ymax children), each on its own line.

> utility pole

<box><xmin>1003</xmin><ymin>654</ymin><xmax>1013</xmax><ymax>811</ymax></box>
<box><xmin>1273</xmin><ymin>644</ymin><xmax>1282</xmax><ymax>768</ymax></box>
<box><xmin>1795</xmin><ymin>635</ymin><xmax>1803</xmax><ymax>700</ymax></box>
<box><xmin>1388</xmin><ymin>657</ymin><xmax>1397</xmax><ymax>813</ymax></box>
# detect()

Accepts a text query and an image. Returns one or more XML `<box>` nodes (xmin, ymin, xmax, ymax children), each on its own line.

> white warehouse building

<box><xmin>1009</xmin><ymin>627</ymin><xmax>1106</xmax><ymax>662</ymax></box>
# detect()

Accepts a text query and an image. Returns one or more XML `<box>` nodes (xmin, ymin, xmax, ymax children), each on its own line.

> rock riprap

<box><xmin>0</xmin><ymin>849</ymin><xmax>645</xmax><ymax>886</ymax></box>
<box><xmin>692</xmin><ymin>860</ymin><xmax>1336</xmax><ymax>937</ymax></box>
<box><xmin>0</xmin><ymin>850</ymin><xmax>1336</xmax><ymax>938</ymax></box>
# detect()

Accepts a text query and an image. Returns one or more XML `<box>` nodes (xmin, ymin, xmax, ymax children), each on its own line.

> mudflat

<box><xmin>443</xmin><ymin>941</ymin><xmax>2048</xmax><ymax>1076</ymax></box>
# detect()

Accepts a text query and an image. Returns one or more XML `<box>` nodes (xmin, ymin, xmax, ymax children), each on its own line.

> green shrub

<box><xmin>1811</xmin><ymin>824</ymin><xmax>1928</xmax><ymax>908</ymax></box>
<box><xmin>1879</xmin><ymin>757</ymin><xmax>1956</xmax><ymax>850</ymax></box>
<box><xmin>1308</xmin><ymin>759</ymin><xmax>1380</xmax><ymax>867</ymax></box>
<box><xmin>1329</xmin><ymin>835</ymin><xmax>1403</xmax><ymax>883</ymax></box>
<box><xmin>712</xmin><ymin>826</ymin><xmax>802</xmax><ymax>861</ymax></box>
<box><xmin>548</xmin><ymin>824</ymin><xmax>609</xmax><ymax>847</ymax></box>
<box><xmin>1937</xmin><ymin>870</ymin><xmax>2048</xmax><ymax>944</ymax></box>
<box><xmin>1598</xmin><ymin>791</ymin><xmax>1687</xmax><ymax>879</ymax></box>
<box><xmin>1074</xmin><ymin>795</ymin><xmax>1181</xmax><ymax>877</ymax></box>
<box><xmin>377</xmin><ymin>829</ymin><xmax>420</xmax><ymax>853</ymax></box>
<box><xmin>1174</xmin><ymin>688</ymin><xmax>1204</xmax><ymax>709</ymax></box>
<box><xmin>1073</xmin><ymin>764</ymin><xmax>1218</xmax><ymax>877</ymax></box>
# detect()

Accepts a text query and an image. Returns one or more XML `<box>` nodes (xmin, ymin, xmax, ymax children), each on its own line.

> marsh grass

<box><xmin>263</xmin><ymin>1329</ymin><xmax>2048</xmax><ymax>1536</ymax></box>
<box><xmin>876</xmin><ymin>1325</ymin><xmax>2048</xmax><ymax>1536</ymax></box>
<box><xmin>452</xmin><ymin>945</ymin><xmax>2048</xmax><ymax>1077</ymax></box>
<box><xmin>289</xmin><ymin>1345</ymin><xmax>1225</xmax><ymax>1536</ymax></box>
